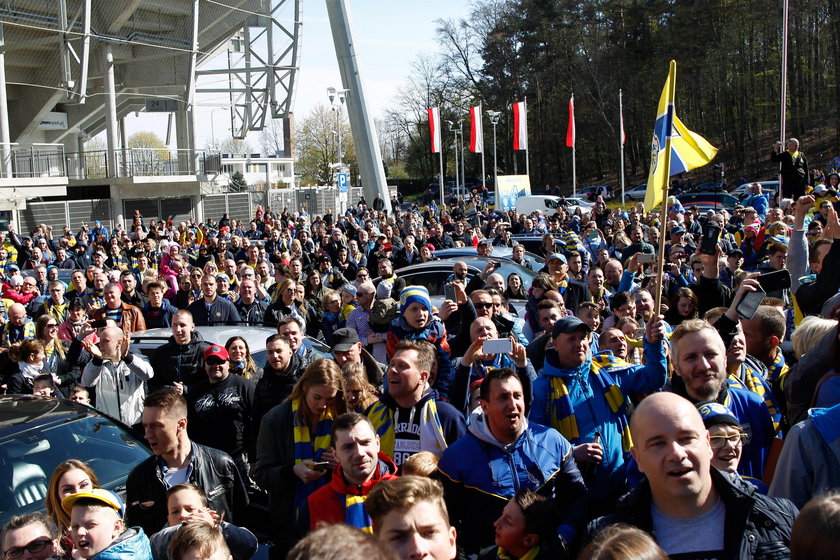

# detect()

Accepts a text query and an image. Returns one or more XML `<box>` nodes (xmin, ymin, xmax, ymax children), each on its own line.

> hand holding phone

<box><xmin>482</xmin><ymin>338</ymin><xmax>513</xmax><ymax>355</ymax></box>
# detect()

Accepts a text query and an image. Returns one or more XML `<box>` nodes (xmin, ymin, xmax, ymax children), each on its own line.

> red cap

<box><xmin>204</xmin><ymin>345</ymin><xmax>229</xmax><ymax>361</ymax></box>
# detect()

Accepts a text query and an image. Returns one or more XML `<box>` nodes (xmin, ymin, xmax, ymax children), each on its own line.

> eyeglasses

<box><xmin>46</xmin><ymin>323</ymin><xmax>57</xmax><ymax>328</ymax></box>
<box><xmin>4</xmin><ymin>538</ymin><xmax>52</xmax><ymax>559</ymax></box>
<box><xmin>357</xmin><ymin>274</ymin><xmax>369</xmax><ymax>279</ymax></box>
<box><xmin>474</xmin><ymin>302</ymin><xmax>493</xmax><ymax>309</ymax></box>
<box><xmin>206</xmin><ymin>358</ymin><xmax>226</xmax><ymax>366</ymax></box>
<box><xmin>709</xmin><ymin>432</ymin><xmax>747</xmax><ymax>448</ymax></box>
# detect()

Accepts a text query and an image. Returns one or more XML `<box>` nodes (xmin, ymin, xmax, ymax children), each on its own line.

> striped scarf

<box><xmin>44</xmin><ymin>300</ymin><xmax>68</xmax><ymax>323</ymax></box>
<box><xmin>1</xmin><ymin>321</ymin><xmax>35</xmax><ymax>348</ymax></box>
<box><xmin>766</xmin><ymin>350</ymin><xmax>789</xmax><ymax>386</ymax></box>
<box><xmin>728</xmin><ymin>363</ymin><xmax>782</xmax><ymax>434</ymax></box>
<box><xmin>344</xmin><ymin>493</ymin><xmax>373</xmax><ymax>533</ymax></box>
<box><xmin>368</xmin><ymin>397</ymin><xmax>448</xmax><ymax>458</ymax></box>
<box><xmin>497</xmin><ymin>546</ymin><xmax>540</xmax><ymax>560</ymax></box>
<box><xmin>556</xmin><ymin>275</ymin><xmax>569</xmax><ymax>295</ymax></box>
<box><xmin>88</xmin><ymin>289</ymin><xmax>105</xmax><ymax>310</ymax></box>
<box><xmin>548</xmin><ymin>354</ymin><xmax>632</xmax><ymax>451</ymax></box>
<box><xmin>292</xmin><ymin>398</ymin><xmax>333</xmax><ymax>515</ymax></box>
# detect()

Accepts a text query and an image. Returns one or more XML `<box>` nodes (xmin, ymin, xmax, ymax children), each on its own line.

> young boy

<box><xmin>385</xmin><ymin>286</ymin><xmax>453</xmax><ymax>399</ymax></box>
<box><xmin>149</xmin><ymin>484</ymin><xmax>257</xmax><ymax>560</ymax></box>
<box><xmin>480</xmin><ymin>489</ymin><xmax>559</xmax><ymax>560</ymax></box>
<box><xmin>68</xmin><ymin>385</ymin><xmax>91</xmax><ymax>405</ymax></box>
<box><xmin>32</xmin><ymin>374</ymin><xmax>56</xmax><ymax>397</ymax></box>
<box><xmin>167</xmin><ymin>522</ymin><xmax>231</xmax><ymax>560</ymax></box>
<box><xmin>142</xmin><ymin>281</ymin><xmax>177</xmax><ymax>329</ymax></box>
<box><xmin>340</xmin><ymin>283</ymin><xmax>358</xmax><ymax>320</ymax></box>
<box><xmin>366</xmin><ymin>476</ymin><xmax>456</xmax><ymax>560</ymax></box>
<box><xmin>63</xmin><ymin>488</ymin><xmax>152</xmax><ymax>560</ymax></box>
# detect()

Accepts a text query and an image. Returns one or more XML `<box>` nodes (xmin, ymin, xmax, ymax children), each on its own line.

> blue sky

<box><xmin>125</xmin><ymin>1</ymin><xmax>473</xmax><ymax>150</ymax></box>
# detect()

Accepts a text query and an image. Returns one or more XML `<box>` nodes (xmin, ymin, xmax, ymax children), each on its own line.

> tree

<box><xmin>229</xmin><ymin>171</ymin><xmax>248</xmax><ymax>192</ymax></box>
<box><xmin>218</xmin><ymin>138</ymin><xmax>253</xmax><ymax>156</ymax></box>
<box><xmin>295</xmin><ymin>104</ymin><xmax>357</xmax><ymax>186</ymax></box>
<box><xmin>260</xmin><ymin>118</ymin><xmax>289</xmax><ymax>157</ymax></box>
<box><xmin>127</xmin><ymin>131</ymin><xmax>169</xmax><ymax>159</ymax></box>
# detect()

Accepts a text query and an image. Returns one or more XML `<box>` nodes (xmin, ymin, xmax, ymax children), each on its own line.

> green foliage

<box><xmin>379</xmin><ymin>0</ymin><xmax>840</xmax><ymax>189</ymax></box>
<box><xmin>229</xmin><ymin>171</ymin><xmax>248</xmax><ymax>192</ymax></box>
<box><xmin>295</xmin><ymin>104</ymin><xmax>358</xmax><ymax>186</ymax></box>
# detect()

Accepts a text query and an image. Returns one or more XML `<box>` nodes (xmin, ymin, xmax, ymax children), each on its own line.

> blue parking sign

<box><xmin>338</xmin><ymin>173</ymin><xmax>349</xmax><ymax>192</ymax></box>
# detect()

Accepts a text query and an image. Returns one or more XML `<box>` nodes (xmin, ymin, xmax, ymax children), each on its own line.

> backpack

<box><xmin>369</xmin><ymin>297</ymin><xmax>398</xmax><ymax>333</ymax></box>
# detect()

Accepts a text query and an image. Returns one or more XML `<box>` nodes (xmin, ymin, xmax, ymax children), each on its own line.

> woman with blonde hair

<box><xmin>252</xmin><ymin>356</ymin><xmax>345</xmax><ymax>556</ymax></box>
<box><xmin>225</xmin><ymin>336</ymin><xmax>263</xmax><ymax>380</ymax></box>
<box><xmin>35</xmin><ymin>314</ymin><xmax>72</xmax><ymax>390</ymax></box>
<box><xmin>341</xmin><ymin>361</ymin><xmax>378</xmax><ymax>412</ymax></box>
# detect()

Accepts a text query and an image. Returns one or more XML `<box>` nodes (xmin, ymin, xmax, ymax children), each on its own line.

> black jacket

<box><xmin>187</xmin><ymin>297</ymin><xmax>242</xmax><ymax>326</ymax></box>
<box><xmin>149</xmin><ymin>331</ymin><xmax>211</xmax><ymax>392</ymax></box>
<box><xmin>252</xmin><ymin>354</ymin><xmax>303</xmax><ymax>435</ymax></box>
<box><xmin>587</xmin><ymin>468</ymin><xmax>797</xmax><ymax>560</ymax></box>
<box><xmin>126</xmin><ymin>442</ymin><xmax>249</xmax><ymax>536</ymax></box>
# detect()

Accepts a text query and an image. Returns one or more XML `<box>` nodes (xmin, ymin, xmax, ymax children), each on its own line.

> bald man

<box><xmin>588</xmin><ymin>393</ymin><xmax>796</xmax><ymax>559</ymax></box>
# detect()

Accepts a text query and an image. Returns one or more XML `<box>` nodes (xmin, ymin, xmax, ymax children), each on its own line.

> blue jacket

<box><xmin>438</xmin><ymin>412</ymin><xmax>589</xmax><ymax>555</ymax></box>
<box><xmin>387</xmin><ymin>315</ymin><xmax>453</xmax><ymax>399</ymax></box>
<box><xmin>530</xmin><ymin>342</ymin><xmax>667</xmax><ymax>500</ymax></box>
<box><xmin>93</xmin><ymin>528</ymin><xmax>152</xmax><ymax>560</ymax></box>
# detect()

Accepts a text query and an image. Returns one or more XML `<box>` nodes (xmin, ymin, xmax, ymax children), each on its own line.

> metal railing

<box><xmin>0</xmin><ymin>143</ymin><xmax>66</xmax><ymax>179</ymax></box>
<box><xmin>65</xmin><ymin>148</ymin><xmax>207</xmax><ymax>180</ymax></box>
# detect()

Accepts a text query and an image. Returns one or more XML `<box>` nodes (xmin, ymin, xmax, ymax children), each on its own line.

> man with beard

<box><xmin>252</xmin><ymin>334</ymin><xmax>301</xmax><ymax>435</ymax></box>
<box><xmin>667</xmin><ymin>319</ymin><xmax>778</xmax><ymax>480</ymax></box>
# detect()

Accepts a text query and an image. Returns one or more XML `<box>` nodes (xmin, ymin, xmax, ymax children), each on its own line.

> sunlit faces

<box><xmin>70</xmin><ymin>505</ymin><xmax>123</xmax><ymax>559</ymax></box>
<box><xmin>672</xmin><ymin>328</ymin><xmax>727</xmax><ymax>403</ymax></box>
<box><xmin>2</xmin><ymin>522</ymin><xmax>58</xmax><ymax>560</ymax></box>
<box><xmin>376</xmin><ymin>501</ymin><xmax>457</xmax><ymax>560</ymax></box>
<box><xmin>334</xmin><ymin>420</ymin><xmax>380</xmax><ymax>485</ymax></box>
<box><xmin>403</xmin><ymin>302</ymin><xmax>429</xmax><ymax>329</ymax></box>
<box><xmin>166</xmin><ymin>487</ymin><xmax>206</xmax><ymax>526</ymax></box>
<box><xmin>304</xmin><ymin>384</ymin><xmax>337</xmax><ymax>419</ymax></box>
<box><xmin>708</xmin><ymin>424</ymin><xmax>744</xmax><ymax>474</ymax></box>
<box><xmin>480</xmin><ymin>376</ymin><xmax>526</xmax><ymax>445</ymax></box>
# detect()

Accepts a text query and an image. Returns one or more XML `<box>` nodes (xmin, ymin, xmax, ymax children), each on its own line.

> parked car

<box><xmin>130</xmin><ymin>325</ymin><xmax>332</xmax><ymax>367</ymax></box>
<box><xmin>515</xmin><ymin>195</ymin><xmax>593</xmax><ymax>218</ymax></box>
<box><xmin>692</xmin><ymin>182</ymin><xmax>726</xmax><ymax>193</ymax></box>
<box><xmin>577</xmin><ymin>185</ymin><xmax>613</xmax><ymax>201</ymax></box>
<box><xmin>0</xmin><ymin>395</ymin><xmax>152</xmax><ymax>526</ymax></box>
<box><xmin>387</xmin><ymin>257</ymin><xmax>538</xmax><ymax>301</ymax></box>
<box><xmin>677</xmin><ymin>192</ymin><xmax>740</xmax><ymax>211</ymax></box>
<box><xmin>730</xmin><ymin>180</ymin><xmax>781</xmax><ymax>204</ymax></box>
<box><xmin>624</xmin><ymin>183</ymin><xmax>648</xmax><ymax>200</ymax></box>
<box><xmin>433</xmin><ymin>247</ymin><xmax>545</xmax><ymax>271</ymax></box>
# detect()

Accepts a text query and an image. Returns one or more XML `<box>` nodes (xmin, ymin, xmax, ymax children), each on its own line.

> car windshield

<box><xmin>0</xmin><ymin>409</ymin><xmax>150</xmax><ymax>525</ymax></box>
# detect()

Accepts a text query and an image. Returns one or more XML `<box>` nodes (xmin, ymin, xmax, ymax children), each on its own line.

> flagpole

<box><xmin>654</xmin><ymin>62</ymin><xmax>677</xmax><ymax>317</ymax></box>
<box><xmin>619</xmin><ymin>89</ymin><xmax>626</xmax><ymax>205</ymax></box>
<box><xmin>524</xmin><ymin>97</ymin><xmax>530</xmax><ymax>178</ymax></box>
<box><xmin>570</xmin><ymin>94</ymin><xmax>576</xmax><ymax>197</ymax></box>
<box><xmin>480</xmin><ymin>106</ymin><xmax>486</xmax><ymax>194</ymax></box>
<box><xmin>779</xmin><ymin>0</ymin><xmax>789</xmax><ymax>184</ymax></box>
<box><xmin>438</xmin><ymin>149</ymin><xmax>444</xmax><ymax>207</ymax></box>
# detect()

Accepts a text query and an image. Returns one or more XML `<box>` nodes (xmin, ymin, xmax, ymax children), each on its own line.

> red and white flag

<box><xmin>512</xmin><ymin>101</ymin><xmax>528</xmax><ymax>151</ymax></box>
<box><xmin>428</xmin><ymin>107</ymin><xmax>441</xmax><ymax>153</ymax></box>
<box><xmin>470</xmin><ymin>106</ymin><xmax>483</xmax><ymax>153</ymax></box>
<box><xmin>566</xmin><ymin>96</ymin><xmax>576</xmax><ymax>148</ymax></box>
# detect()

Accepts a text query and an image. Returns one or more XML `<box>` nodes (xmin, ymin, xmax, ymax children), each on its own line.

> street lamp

<box><xmin>326</xmin><ymin>87</ymin><xmax>349</xmax><ymax>168</ymax></box>
<box><xmin>447</xmin><ymin>119</ymin><xmax>464</xmax><ymax>202</ymax></box>
<box><xmin>486</xmin><ymin>110</ymin><xmax>501</xmax><ymax>191</ymax></box>
<box><xmin>209</xmin><ymin>106</ymin><xmax>232</xmax><ymax>152</ymax></box>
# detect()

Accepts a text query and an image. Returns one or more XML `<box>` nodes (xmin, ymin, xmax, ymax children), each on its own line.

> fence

<box><xmin>65</xmin><ymin>149</ymin><xmax>206</xmax><ymax>179</ymax></box>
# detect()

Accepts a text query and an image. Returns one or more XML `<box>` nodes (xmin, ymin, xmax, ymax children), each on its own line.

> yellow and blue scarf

<box><xmin>497</xmin><ymin>546</ymin><xmax>540</xmax><ymax>560</ymax></box>
<box><xmin>0</xmin><ymin>321</ymin><xmax>35</xmax><ymax>348</ymax></box>
<box><xmin>728</xmin><ymin>362</ymin><xmax>782</xmax><ymax>435</ymax></box>
<box><xmin>766</xmin><ymin>350</ymin><xmax>789</xmax><ymax>387</ymax></box>
<box><xmin>292</xmin><ymin>398</ymin><xmax>333</xmax><ymax>514</ymax></box>
<box><xmin>344</xmin><ymin>494</ymin><xmax>373</xmax><ymax>533</ymax></box>
<box><xmin>548</xmin><ymin>353</ymin><xmax>633</xmax><ymax>452</ymax></box>
<box><xmin>368</xmin><ymin>397</ymin><xmax>448</xmax><ymax>458</ymax></box>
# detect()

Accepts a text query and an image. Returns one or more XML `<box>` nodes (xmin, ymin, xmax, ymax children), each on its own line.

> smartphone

<box><xmin>757</xmin><ymin>269</ymin><xmax>791</xmax><ymax>293</ymax></box>
<box><xmin>736</xmin><ymin>285</ymin><xmax>766</xmax><ymax>319</ymax></box>
<box><xmin>91</xmin><ymin>319</ymin><xmax>107</xmax><ymax>329</ymax></box>
<box><xmin>483</xmin><ymin>338</ymin><xmax>513</xmax><ymax>354</ymax></box>
<box><xmin>488</xmin><ymin>260</ymin><xmax>500</xmax><ymax>270</ymax></box>
<box><xmin>444</xmin><ymin>283</ymin><xmax>458</xmax><ymax>302</ymax></box>
<box><xmin>700</xmin><ymin>223</ymin><xmax>721</xmax><ymax>255</ymax></box>
<box><xmin>637</xmin><ymin>253</ymin><xmax>656</xmax><ymax>265</ymax></box>
<box><xmin>311</xmin><ymin>462</ymin><xmax>330</xmax><ymax>472</ymax></box>
<box><xmin>382</xmin><ymin>242</ymin><xmax>392</xmax><ymax>251</ymax></box>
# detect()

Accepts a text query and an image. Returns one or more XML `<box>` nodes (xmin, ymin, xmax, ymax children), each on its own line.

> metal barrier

<box><xmin>65</xmin><ymin>149</ymin><xmax>207</xmax><ymax>179</ymax></box>
<box><xmin>0</xmin><ymin>143</ymin><xmax>66</xmax><ymax>178</ymax></box>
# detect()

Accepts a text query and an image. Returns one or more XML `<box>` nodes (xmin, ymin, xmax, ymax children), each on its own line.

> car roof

<box><xmin>0</xmin><ymin>395</ymin><xmax>141</xmax><ymax>439</ymax></box>
<box><xmin>131</xmin><ymin>325</ymin><xmax>331</xmax><ymax>355</ymax></box>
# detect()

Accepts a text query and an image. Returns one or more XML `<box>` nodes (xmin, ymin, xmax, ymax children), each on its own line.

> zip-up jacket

<box><xmin>81</xmin><ymin>352</ymin><xmax>153</xmax><ymax>425</ymax></box>
<box><xmin>438</xmin><ymin>411</ymin><xmax>589</xmax><ymax>555</ymax></box>
<box><xmin>149</xmin><ymin>331</ymin><xmax>211</xmax><ymax>392</ymax></box>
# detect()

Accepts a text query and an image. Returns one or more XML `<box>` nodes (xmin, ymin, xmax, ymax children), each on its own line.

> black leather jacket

<box><xmin>149</xmin><ymin>331</ymin><xmax>211</xmax><ymax>392</ymax></box>
<box><xmin>587</xmin><ymin>468</ymin><xmax>797</xmax><ymax>559</ymax></box>
<box><xmin>126</xmin><ymin>442</ymin><xmax>249</xmax><ymax>536</ymax></box>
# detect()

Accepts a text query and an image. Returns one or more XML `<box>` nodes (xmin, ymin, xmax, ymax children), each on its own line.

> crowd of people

<box><xmin>2</xmin><ymin>172</ymin><xmax>840</xmax><ymax>560</ymax></box>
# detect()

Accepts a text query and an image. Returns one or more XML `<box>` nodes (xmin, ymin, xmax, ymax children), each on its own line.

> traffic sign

<box><xmin>338</xmin><ymin>173</ymin><xmax>349</xmax><ymax>192</ymax></box>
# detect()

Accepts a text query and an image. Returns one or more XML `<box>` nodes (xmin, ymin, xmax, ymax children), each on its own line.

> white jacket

<box><xmin>81</xmin><ymin>353</ymin><xmax>154</xmax><ymax>425</ymax></box>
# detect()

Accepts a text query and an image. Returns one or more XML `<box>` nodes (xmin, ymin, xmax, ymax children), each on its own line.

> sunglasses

<box><xmin>4</xmin><ymin>538</ymin><xmax>52</xmax><ymax>559</ymax></box>
<box><xmin>474</xmin><ymin>302</ymin><xmax>493</xmax><ymax>309</ymax></box>
<box><xmin>206</xmin><ymin>358</ymin><xmax>226</xmax><ymax>366</ymax></box>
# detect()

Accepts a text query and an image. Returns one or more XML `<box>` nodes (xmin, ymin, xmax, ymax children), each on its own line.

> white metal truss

<box><xmin>195</xmin><ymin>0</ymin><xmax>300</xmax><ymax>139</ymax></box>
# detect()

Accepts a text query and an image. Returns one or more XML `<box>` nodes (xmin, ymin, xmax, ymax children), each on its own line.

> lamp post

<box><xmin>326</xmin><ymin>86</ymin><xmax>349</xmax><ymax>170</ymax></box>
<box><xmin>446</xmin><ymin>119</ymin><xmax>466</xmax><ymax>202</ymax></box>
<box><xmin>486</xmin><ymin>110</ymin><xmax>501</xmax><ymax>193</ymax></box>
<box><xmin>209</xmin><ymin>106</ymin><xmax>232</xmax><ymax>152</ymax></box>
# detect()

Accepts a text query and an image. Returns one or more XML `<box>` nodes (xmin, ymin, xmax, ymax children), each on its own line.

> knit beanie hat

<box><xmin>400</xmin><ymin>285</ymin><xmax>432</xmax><ymax>315</ymax></box>
<box><xmin>377</xmin><ymin>281</ymin><xmax>393</xmax><ymax>299</ymax></box>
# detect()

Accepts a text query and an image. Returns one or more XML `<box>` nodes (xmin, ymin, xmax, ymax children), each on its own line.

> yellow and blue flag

<box><xmin>644</xmin><ymin>61</ymin><xmax>718</xmax><ymax>213</ymax></box>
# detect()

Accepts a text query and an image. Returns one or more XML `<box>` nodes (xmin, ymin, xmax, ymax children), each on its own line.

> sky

<box><xmin>123</xmin><ymin>0</ymin><xmax>473</xmax><ymax>151</ymax></box>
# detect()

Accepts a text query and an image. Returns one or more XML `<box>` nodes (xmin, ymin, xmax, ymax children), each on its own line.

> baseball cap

<box><xmin>727</xmin><ymin>248</ymin><xmax>744</xmax><ymax>258</ymax></box>
<box><xmin>204</xmin><ymin>344</ymin><xmax>230</xmax><ymax>361</ymax></box>
<box><xmin>61</xmin><ymin>488</ymin><xmax>125</xmax><ymax>518</ymax></box>
<box><xmin>547</xmin><ymin>253</ymin><xmax>567</xmax><ymax>264</ymax></box>
<box><xmin>552</xmin><ymin>316</ymin><xmax>592</xmax><ymax>338</ymax></box>
<box><xmin>696</xmin><ymin>401</ymin><xmax>740</xmax><ymax>429</ymax></box>
<box><xmin>332</xmin><ymin>328</ymin><xmax>360</xmax><ymax>352</ymax></box>
<box><xmin>670</xmin><ymin>226</ymin><xmax>686</xmax><ymax>235</ymax></box>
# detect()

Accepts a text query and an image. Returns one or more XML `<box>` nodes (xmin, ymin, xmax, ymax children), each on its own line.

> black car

<box><xmin>0</xmin><ymin>395</ymin><xmax>152</xmax><ymax>526</ymax></box>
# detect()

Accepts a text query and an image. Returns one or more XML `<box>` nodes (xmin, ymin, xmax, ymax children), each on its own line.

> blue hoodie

<box><xmin>530</xmin><ymin>343</ymin><xmax>667</xmax><ymax>500</ymax></box>
<box><xmin>93</xmin><ymin>527</ymin><xmax>152</xmax><ymax>560</ymax></box>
